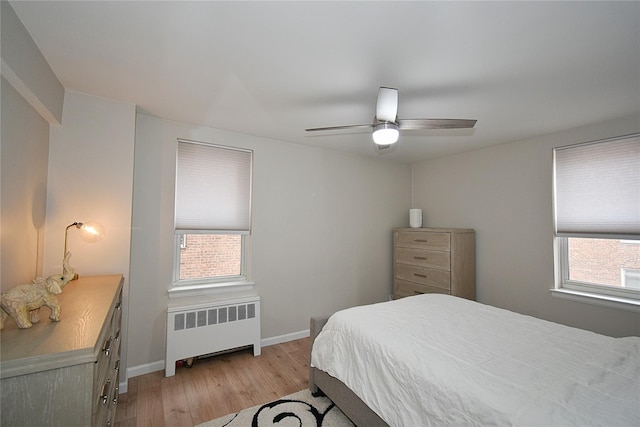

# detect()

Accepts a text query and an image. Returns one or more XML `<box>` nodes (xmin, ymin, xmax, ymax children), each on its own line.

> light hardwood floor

<box><xmin>115</xmin><ymin>337</ymin><xmax>311</xmax><ymax>427</ymax></box>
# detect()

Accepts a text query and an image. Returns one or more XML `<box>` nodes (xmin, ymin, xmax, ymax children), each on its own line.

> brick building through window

<box><xmin>179</xmin><ymin>234</ymin><xmax>241</xmax><ymax>280</ymax></box>
<box><xmin>568</xmin><ymin>238</ymin><xmax>640</xmax><ymax>288</ymax></box>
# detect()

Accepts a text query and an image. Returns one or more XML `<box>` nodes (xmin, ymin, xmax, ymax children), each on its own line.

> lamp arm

<box><xmin>63</xmin><ymin>222</ymin><xmax>83</xmax><ymax>259</ymax></box>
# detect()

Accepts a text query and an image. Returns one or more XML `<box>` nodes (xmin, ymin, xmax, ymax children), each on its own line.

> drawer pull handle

<box><xmin>414</xmin><ymin>256</ymin><xmax>427</xmax><ymax>260</ymax></box>
<box><xmin>112</xmin><ymin>387</ymin><xmax>119</xmax><ymax>405</ymax></box>
<box><xmin>414</xmin><ymin>273</ymin><xmax>427</xmax><ymax>278</ymax></box>
<box><xmin>115</xmin><ymin>359</ymin><xmax>120</xmax><ymax>372</ymax></box>
<box><xmin>414</xmin><ymin>239</ymin><xmax>428</xmax><ymax>243</ymax></box>
<box><xmin>101</xmin><ymin>380</ymin><xmax>111</xmax><ymax>405</ymax></box>
<box><xmin>103</xmin><ymin>337</ymin><xmax>112</xmax><ymax>357</ymax></box>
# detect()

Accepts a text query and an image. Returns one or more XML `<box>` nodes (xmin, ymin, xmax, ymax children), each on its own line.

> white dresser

<box><xmin>1</xmin><ymin>275</ymin><xmax>123</xmax><ymax>426</ymax></box>
<box><xmin>393</xmin><ymin>228</ymin><xmax>475</xmax><ymax>300</ymax></box>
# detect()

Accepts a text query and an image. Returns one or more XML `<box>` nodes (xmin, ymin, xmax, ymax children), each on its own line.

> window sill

<box><xmin>551</xmin><ymin>288</ymin><xmax>640</xmax><ymax>313</ymax></box>
<box><xmin>168</xmin><ymin>280</ymin><xmax>255</xmax><ymax>299</ymax></box>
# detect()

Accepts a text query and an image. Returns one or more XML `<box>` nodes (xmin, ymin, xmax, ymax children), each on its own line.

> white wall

<box><xmin>1</xmin><ymin>0</ymin><xmax>64</xmax><ymax>124</ymax></box>
<box><xmin>42</xmin><ymin>91</ymin><xmax>135</xmax><ymax>278</ymax></box>
<box><xmin>411</xmin><ymin>115</ymin><xmax>640</xmax><ymax>337</ymax></box>
<box><xmin>0</xmin><ymin>77</ymin><xmax>50</xmax><ymax>289</ymax></box>
<box><xmin>42</xmin><ymin>91</ymin><xmax>136</xmax><ymax>384</ymax></box>
<box><xmin>1</xmin><ymin>0</ymin><xmax>63</xmax><ymax>290</ymax></box>
<box><xmin>128</xmin><ymin>114</ymin><xmax>411</xmax><ymax>369</ymax></box>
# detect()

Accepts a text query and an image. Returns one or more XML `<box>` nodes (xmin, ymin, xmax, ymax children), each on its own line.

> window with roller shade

<box><xmin>553</xmin><ymin>133</ymin><xmax>640</xmax><ymax>307</ymax></box>
<box><xmin>173</xmin><ymin>139</ymin><xmax>252</xmax><ymax>289</ymax></box>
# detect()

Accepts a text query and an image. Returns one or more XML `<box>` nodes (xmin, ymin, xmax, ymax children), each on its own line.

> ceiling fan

<box><xmin>306</xmin><ymin>87</ymin><xmax>476</xmax><ymax>145</ymax></box>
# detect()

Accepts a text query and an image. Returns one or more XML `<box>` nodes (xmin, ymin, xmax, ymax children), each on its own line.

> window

<box><xmin>172</xmin><ymin>139</ymin><xmax>253</xmax><ymax>296</ymax></box>
<box><xmin>553</xmin><ymin>133</ymin><xmax>640</xmax><ymax>310</ymax></box>
<box><xmin>622</xmin><ymin>267</ymin><xmax>640</xmax><ymax>289</ymax></box>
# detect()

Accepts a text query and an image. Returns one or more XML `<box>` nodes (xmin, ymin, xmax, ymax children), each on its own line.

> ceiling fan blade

<box><xmin>305</xmin><ymin>123</ymin><xmax>373</xmax><ymax>132</ymax></box>
<box><xmin>376</xmin><ymin>87</ymin><xmax>398</xmax><ymax>123</ymax></box>
<box><xmin>398</xmin><ymin>118</ymin><xmax>477</xmax><ymax>130</ymax></box>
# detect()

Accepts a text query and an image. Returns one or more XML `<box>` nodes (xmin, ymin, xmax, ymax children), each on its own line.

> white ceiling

<box><xmin>10</xmin><ymin>1</ymin><xmax>640</xmax><ymax>164</ymax></box>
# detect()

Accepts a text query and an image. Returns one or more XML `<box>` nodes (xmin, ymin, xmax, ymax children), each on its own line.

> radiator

<box><xmin>165</xmin><ymin>293</ymin><xmax>261</xmax><ymax>377</ymax></box>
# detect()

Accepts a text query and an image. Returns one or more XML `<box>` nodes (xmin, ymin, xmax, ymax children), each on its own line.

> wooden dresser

<box><xmin>393</xmin><ymin>228</ymin><xmax>475</xmax><ymax>300</ymax></box>
<box><xmin>1</xmin><ymin>275</ymin><xmax>123</xmax><ymax>427</ymax></box>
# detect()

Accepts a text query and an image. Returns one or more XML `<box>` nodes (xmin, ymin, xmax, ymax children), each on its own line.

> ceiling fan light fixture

<box><xmin>372</xmin><ymin>122</ymin><xmax>399</xmax><ymax>145</ymax></box>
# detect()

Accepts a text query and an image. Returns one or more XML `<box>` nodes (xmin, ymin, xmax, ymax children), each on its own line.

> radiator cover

<box><xmin>165</xmin><ymin>293</ymin><xmax>261</xmax><ymax>377</ymax></box>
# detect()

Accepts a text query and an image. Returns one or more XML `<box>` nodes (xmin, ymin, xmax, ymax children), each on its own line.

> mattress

<box><xmin>310</xmin><ymin>294</ymin><xmax>640</xmax><ymax>426</ymax></box>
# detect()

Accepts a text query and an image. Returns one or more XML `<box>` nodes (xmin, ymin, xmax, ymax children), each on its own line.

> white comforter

<box><xmin>310</xmin><ymin>294</ymin><xmax>640</xmax><ymax>427</ymax></box>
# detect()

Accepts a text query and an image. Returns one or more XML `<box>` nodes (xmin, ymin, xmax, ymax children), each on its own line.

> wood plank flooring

<box><xmin>115</xmin><ymin>337</ymin><xmax>311</xmax><ymax>427</ymax></box>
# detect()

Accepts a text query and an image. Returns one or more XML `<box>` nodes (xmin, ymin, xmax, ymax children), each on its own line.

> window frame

<box><xmin>552</xmin><ymin>133</ymin><xmax>640</xmax><ymax>312</ymax></box>
<box><xmin>554</xmin><ymin>236</ymin><xmax>640</xmax><ymax>310</ymax></box>
<box><xmin>170</xmin><ymin>232</ymin><xmax>253</xmax><ymax>298</ymax></box>
<box><xmin>169</xmin><ymin>140</ymin><xmax>254</xmax><ymax>298</ymax></box>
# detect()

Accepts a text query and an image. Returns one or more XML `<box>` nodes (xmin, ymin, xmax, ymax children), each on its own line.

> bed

<box><xmin>309</xmin><ymin>294</ymin><xmax>640</xmax><ymax>427</ymax></box>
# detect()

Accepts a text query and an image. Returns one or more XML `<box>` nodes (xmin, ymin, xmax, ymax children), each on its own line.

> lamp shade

<box><xmin>78</xmin><ymin>222</ymin><xmax>105</xmax><ymax>243</ymax></box>
<box><xmin>372</xmin><ymin>122</ymin><xmax>399</xmax><ymax>145</ymax></box>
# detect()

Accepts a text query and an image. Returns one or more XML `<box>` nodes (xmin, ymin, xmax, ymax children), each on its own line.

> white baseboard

<box><xmin>123</xmin><ymin>329</ymin><xmax>311</xmax><ymax>385</ymax></box>
<box><xmin>126</xmin><ymin>360</ymin><xmax>165</xmax><ymax>381</ymax></box>
<box><xmin>260</xmin><ymin>329</ymin><xmax>310</xmax><ymax>347</ymax></box>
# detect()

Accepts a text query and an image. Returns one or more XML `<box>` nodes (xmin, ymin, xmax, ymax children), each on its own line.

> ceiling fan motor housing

<box><xmin>372</xmin><ymin>122</ymin><xmax>399</xmax><ymax>145</ymax></box>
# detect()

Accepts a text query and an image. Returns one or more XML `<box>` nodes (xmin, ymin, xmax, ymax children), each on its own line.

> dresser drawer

<box><xmin>395</xmin><ymin>263</ymin><xmax>450</xmax><ymax>289</ymax></box>
<box><xmin>394</xmin><ymin>279</ymin><xmax>451</xmax><ymax>298</ymax></box>
<box><xmin>94</xmin><ymin>335</ymin><xmax>112</xmax><ymax>401</ymax></box>
<box><xmin>395</xmin><ymin>230</ymin><xmax>451</xmax><ymax>251</ymax></box>
<box><xmin>395</xmin><ymin>247</ymin><xmax>450</xmax><ymax>270</ymax></box>
<box><xmin>93</xmin><ymin>289</ymin><xmax>122</xmax><ymax>423</ymax></box>
<box><xmin>112</xmin><ymin>290</ymin><xmax>122</xmax><ymax>333</ymax></box>
<box><xmin>95</xmin><ymin>376</ymin><xmax>113</xmax><ymax>426</ymax></box>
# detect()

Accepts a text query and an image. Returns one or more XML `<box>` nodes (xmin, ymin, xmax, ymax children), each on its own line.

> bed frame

<box><xmin>309</xmin><ymin>316</ymin><xmax>389</xmax><ymax>427</ymax></box>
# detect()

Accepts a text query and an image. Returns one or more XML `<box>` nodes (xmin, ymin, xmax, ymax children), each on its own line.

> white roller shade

<box><xmin>175</xmin><ymin>140</ymin><xmax>252</xmax><ymax>233</ymax></box>
<box><xmin>554</xmin><ymin>134</ymin><xmax>640</xmax><ymax>238</ymax></box>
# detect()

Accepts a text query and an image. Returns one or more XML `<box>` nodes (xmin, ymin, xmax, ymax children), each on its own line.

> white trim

<box><xmin>126</xmin><ymin>360</ymin><xmax>165</xmax><ymax>380</ymax></box>
<box><xmin>167</xmin><ymin>291</ymin><xmax>259</xmax><ymax>312</ymax></box>
<box><xmin>168</xmin><ymin>280</ymin><xmax>255</xmax><ymax>299</ymax></box>
<box><xmin>551</xmin><ymin>288</ymin><xmax>640</xmax><ymax>313</ymax></box>
<box><xmin>554</xmin><ymin>236</ymin><xmax>640</xmax><ymax>303</ymax></box>
<box><xmin>261</xmin><ymin>329</ymin><xmax>311</xmax><ymax>347</ymax></box>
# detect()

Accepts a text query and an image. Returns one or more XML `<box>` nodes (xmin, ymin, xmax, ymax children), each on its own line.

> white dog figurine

<box><xmin>0</xmin><ymin>252</ymin><xmax>75</xmax><ymax>329</ymax></box>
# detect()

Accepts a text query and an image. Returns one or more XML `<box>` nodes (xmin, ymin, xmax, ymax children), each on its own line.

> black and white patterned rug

<box><xmin>196</xmin><ymin>389</ymin><xmax>354</xmax><ymax>427</ymax></box>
